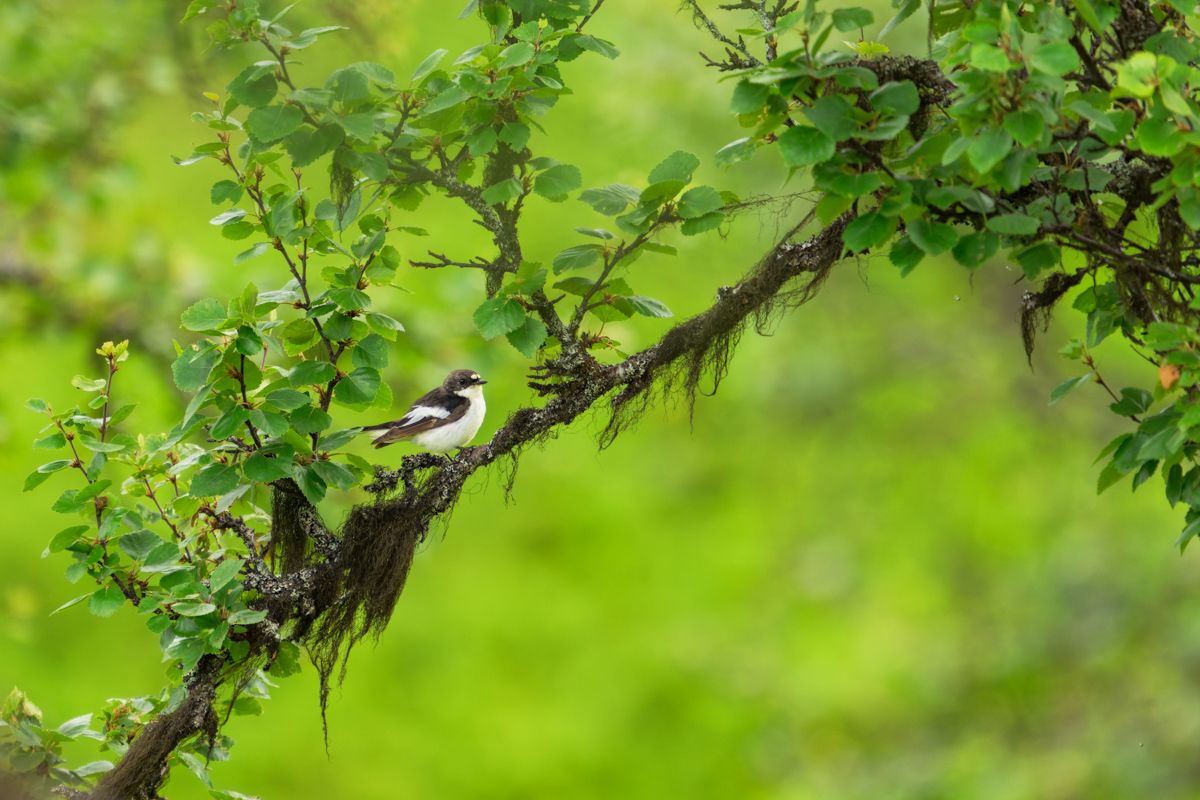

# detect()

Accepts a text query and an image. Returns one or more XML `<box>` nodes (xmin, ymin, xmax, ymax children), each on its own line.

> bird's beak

<box><xmin>475</xmin><ymin>378</ymin><xmax>488</xmax><ymax>385</ymax></box>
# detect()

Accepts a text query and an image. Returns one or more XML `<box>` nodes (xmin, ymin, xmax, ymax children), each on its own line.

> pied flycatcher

<box><xmin>362</xmin><ymin>369</ymin><xmax>488</xmax><ymax>452</ymax></box>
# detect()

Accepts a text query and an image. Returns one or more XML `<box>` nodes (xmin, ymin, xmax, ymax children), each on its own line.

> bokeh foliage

<box><xmin>3</xmin><ymin>0</ymin><xmax>1200</xmax><ymax>798</ymax></box>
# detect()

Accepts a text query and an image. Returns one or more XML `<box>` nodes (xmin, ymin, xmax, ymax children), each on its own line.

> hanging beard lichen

<box><xmin>299</xmin><ymin>494</ymin><xmax>426</xmax><ymax>743</ymax></box>
<box><xmin>600</xmin><ymin>215</ymin><xmax>844</xmax><ymax>448</ymax></box>
<box><xmin>270</xmin><ymin>482</ymin><xmax>308</xmax><ymax>576</ymax></box>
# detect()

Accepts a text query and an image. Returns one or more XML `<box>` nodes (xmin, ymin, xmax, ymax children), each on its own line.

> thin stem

<box><xmin>576</xmin><ymin>0</ymin><xmax>606</xmax><ymax>31</ymax></box>
<box><xmin>239</xmin><ymin>354</ymin><xmax>264</xmax><ymax>449</ymax></box>
<box><xmin>144</xmin><ymin>478</ymin><xmax>192</xmax><ymax>563</ymax></box>
<box><xmin>98</xmin><ymin>359</ymin><xmax>116</xmax><ymax>442</ymax></box>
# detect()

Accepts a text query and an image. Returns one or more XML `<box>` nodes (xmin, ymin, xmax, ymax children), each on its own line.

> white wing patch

<box><xmin>370</xmin><ymin>404</ymin><xmax>453</xmax><ymax>444</ymax></box>
<box><xmin>400</xmin><ymin>404</ymin><xmax>451</xmax><ymax>424</ymax></box>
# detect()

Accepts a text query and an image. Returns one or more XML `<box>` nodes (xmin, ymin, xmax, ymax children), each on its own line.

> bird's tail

<box><xmin>359</xmin><ymin>421</ymin><xmax>394</xmax><ymax>432</ymax></box>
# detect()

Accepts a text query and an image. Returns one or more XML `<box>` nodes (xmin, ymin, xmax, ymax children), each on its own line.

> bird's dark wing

<box><xmin>360</xmin><ymin>386</ymin><xmax>445</xmax><ymax>431</ymax></box>
<box><xmin>367</xmin><ymin>389</ymin><xmax>469</xmax><ymax>448</ymax></box>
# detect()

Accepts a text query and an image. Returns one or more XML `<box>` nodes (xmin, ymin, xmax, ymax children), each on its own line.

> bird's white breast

<box><xmin>412</xmin><ymin>386</ymin><xmax>486</xmax><ymax>453</ymax></box>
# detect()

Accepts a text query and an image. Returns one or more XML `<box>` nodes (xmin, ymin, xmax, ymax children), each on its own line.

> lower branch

<box><xmin>89</xmin><ymin>656</ymin><xmax>223</xmax><ymax>800</ymax></box>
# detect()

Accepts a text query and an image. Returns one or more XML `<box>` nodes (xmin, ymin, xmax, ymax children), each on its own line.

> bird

<box><xmin>361</xmin><ymin>369</ymin><xmax>488</xmax><ymax>452</ymax></box>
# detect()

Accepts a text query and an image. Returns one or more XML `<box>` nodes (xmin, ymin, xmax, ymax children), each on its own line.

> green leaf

<box><xmin>172</xmin><ymin>344</ymin><xmax>220</xmax><ymax>392</ymax></box>
<box><xmin>265</xmin><ymin>389</ymin><xmax>309</xmax><ymax>411</ymax></box>
<box><xmin>1050</xmin><ymin>373</ymin><xmax>1094</xmax><ymax>404</ymax></box>
<box><xmin>951</xmin><ymin>231</ymin><xmax>1000</xmax><ymax>269</ymax></box>
<box><xmin>466</xmin><ymin>126</ymin><xmax>498</xmax><ymax>156</ymax></box>
<box><xmin>180</xmin><ymin>298</ymin><xmax>227</xmax><ymax>332</ymax></box>
<box><xmin>554</xmin><ymin>276</ymin><xmax>595</xmax><ymax>296</ymax></box>
<box><xmin>33</xmin><ymin>431</ymin><xmax>66</xmax><ymax>450</ymax></box>
<box><xmin>210</xmin><ymin>406</ymin><xmax>249</xmax><ymax>440</ymax></box>
<box><xmin>1028</xmin><ymin>40</ymin><xmax>1080</xmax><ymax>76</ymax></box>
<box><xmin>293</xmin><ymin>464</ymin><xmax>327</xmax><ymax>504</ymax></box>
<box><xmin>46</xmin><ymin>525</ymin><xmax>88</xmax><ymax>555</ymax></box>
<box><xmin>832</xmin><ymin>7</ymin><xmax>874</xmax><ymax>31</ymax></box>
<box><xmin>1003</xmin><ymin>109</ymin><xmax>1045</xmax><ymax>147</ymax></box>
<box><xmin>497</xmin><ymin>42</ymin><xmax>535</xmax><ymax>68</ymax></box>
<box><xmin>317</xmin><ymin>428</ymin><xmax>361</xmax><ymax>451</ymax></box>
<box><xmin>778</xmin><ymin>126</ymin><xmax>835</xmax><ymax>168</ymax></box>
<box><xmin>870</xmin><ymin>81</ymin><xmax>919</xmax><ymax>116</ymax></box>
<box><xmin>337</xmin><ymin>113</ymin><xmax>377</xmax><ymax>142</ymax></box>
<box><xmin>474</xmin><ymin>297</ymin><xmax>527</xmax><ymax>339</ymax></box>
<box><xmin>285</xmin><ymin>124</ymin><xmax>344</xmax><ymax>167</ymax></box>
<box><xmin>1073</xmin><ymin>0</ymin><xmax>1107</xmax><ymax>32</ymax></box>
<box><xmin>677</xmin><ymin>186</ymin><xmax>723</xmax><ymax>219</ymax></box>
<box><xmin>312</xmin><ymin>460</ymin><xmax>357</xmax><ymax>491</ymax></box>
<box><xmin>1111</xmin><ymin>388</ymin><xmax>1153</xmax><ymax>417</ymax></box>
<box><xmin>572</xmin><ymin>34</ymin><xmax>619</xmax><ymax>59</ymax></box>
<box><xmin>190</xmin><ymin>464</ymin><xmax>240</xmax><ymax>497</ymax></box>
<box><xmin>228</xmin><ymin>65</ymin><xmax>277</xmax><ymax>108</ymax></box>
<box><xmin>352</xmin><ymin>334</ymin><xmax>390</xmax><ymax>369</ymax></box>
<box><xmin>50</xmin><ymin>594</ymin><xmax>89</xmax><ymax>616</ymax></box>
<box><xmin>24</xmin><ymin>470</ymin><xmax>53</xmax><ymax>492</ymax></box>
<box><xmin>534</xmin><ymin>164</ymin><xmax>582</xmax><ymax>202</ymax></box>
<box><xmin>290</xmin><ymin>405</ymin><xmax>332</xmax><ymax>435</ymax></box>
<box><xmin>499</xmin><ymin>122</ymin><xmax>531</xmax><ymax>150</ymax></box>
<box><xmin>38</xmin><ymin>459</ymin><xmax>71</xmax><ymax>475</ymax></box>
<box><xmin>235</xmin><ymin>242</ymin><xmax>270</xmax><ymax>264</ymax></box>
<box><xmin>167</xmin><ymin>637</ymin><xmax>205</xmax><ymax>671</ymax></box>
<box><xmin>422</xmin><ymin>85</ymin><xmax>470</xmax><ymax>115</ymax></box>
<box><xmin>648</xmin><ymin>150</ymin><xmax>700</xmax><ymax>184</ymax></box>
<box><xmin>88</xmin><ymin>586</ymin><xmax>126</xmax><ymax>618</ymax></box>
<box><xmin>1136</xmin><ymin>116</ymin><xmax>1185</xmax><ymax>157</ymax></box>
<box><xmin>245</xmin><ymin>104</ymin><xmax>304</xmax><ymax>143</ymax></box>
<box><xmin>579</xmin><ymin>184</ymin><xmax>640</xmax><ymax>215</ymax></box>
<box><xmin>842</xmin><ymin>212</ymin><xmax>897</xmax><ymax>253</ymax></box>
<box><xmin>482</xmin><ymin>178</ymin><xmax>522</xmax><ymax>206</ymax></box>
<box><xmin>332</xmin><ymin>368</ymin><xmax>381</xmax><ymax>405</ymax></box>
<box><xmin>680</xmin><ymin>211</ymin><xmax>725</xmax><ymax>236</ymax></box>
<box><xmin>506</xmin><ymin>315</ymin><xmax>548</xmax><ymax>357</ymax></box>
<box><xmin>116</xmin><ymin>530</ymin><xmax>163</xmax><ymax>561</ymax></box>
<box><xmin>803</xmin><ymin>95</ymin><xmax>857</xmax><ymax>142</ymax></box>
<box><xmin>411</xmin><ymin>48</ymin><xmax>448</xmax><ymax>83</ymax></box>
<box><xmin>986</xmin><ymin>213</ymin><xmax>1041</xmax><ymax>237</ymax></box>
<box><xmin>715</xmin><ymin>137</ymin><xmax>756</xmax><ymax>167</ymax></box>
<box><xmin>1177</xmin><ymin>516</ymin><xmax>1200</xmax><ymax>553</ymax></box>
<box><xmin>967</xmin><ymin>127</ymin><xmax>1013</xmax><ymax>174</ymax></box>
<box><xmin>552</xmin><ymin>243</ymin><xmax>603</xmax><ymax>272</ymax></box>
<box><xmin>1015</xmin><ymin>241</ymin><xmax>1061</xmax><ymax>279</ymax></box>
<box><xmin>639</xmin><ymin>180</ymin><xmax>686</xmax><ymax>206</ymax></box>
<box><xmin>208</xmin><ymin>558</ymin><xmax>244</xmax><ymax>592</ymax></box>
<box><xmin>289</xmin><ymin>361</ymin><xmax>337</xmax><ymax>386</ymax></box>
<box><xmin>366</xmin><ymin>312</ymin><xmax>405</xmax><ymax>340</ymax></box>
<box><xmin>906</xmin><ymin>220</ymin><xmax>958</xmax><ymax>256</ymax></box>
<box><xmin>880</xmin><ymin>0</ymin><xmax>920</xmax><ymax>37</ymax></box>
<box><xmin>1115</xmin><ymin>51</ymin><xmax>1157</xmax><ymax>99</ymax></box>
<box><xmin>244</xmin><ymin>452</ymin><xmax>292</xmax><ymax>483</ymax></box>
<box><xmin>627</xmin><ymin>296</ymin><xmax>673</xmax><ymax>318</ymax></box>
<box><xmin>889</xmin><ymin>236</ymin><xmax>924</xmax><ymax>276</ymax></box>
<box><xmin>730</xmin><ymin>81</ymin><xmax>770</xmax><ymax>114</ymax></box>
<box><xmin>575</xmin><ymin>227</ymin><xmax>614</xmax><ymax>240</ymax></box>
<box><xmin>250</xmin><ymin>409</ymin><xmax>288</xmax><ymax>437</ymax></box>
<box><xmin>173</xmin><ymin>602</ymin><xmax>217</xmax><ymax>617</ymax></box>
<box><xmin>269</xmin><ymin>641</ymin><xmax>303</xmax><ymax>677</ymax></box>
<box><xmin>327</xmin><ymin>66</ymin><xmax>369</xmax><ymax>105</ymax></box>
<box><xmin>209</xmin><ymin>208</ymin><xmax>247</xmax><ymax>226</ymax></box>
<box><xmin>210</xmin><ymin>180</ymin><xmax>243</xmax><ymax>205</ymax></box>
<box><xmin>228</xmin><ymin>609</ymin><xmax>269</xmax><ymax>625</ymax></box>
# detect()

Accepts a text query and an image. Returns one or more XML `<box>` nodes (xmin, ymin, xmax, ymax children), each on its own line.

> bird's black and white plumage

<box><xmin>361</xmin><ymin>369</ymin><xmax>487</xmax><ymax>452</ymax></box>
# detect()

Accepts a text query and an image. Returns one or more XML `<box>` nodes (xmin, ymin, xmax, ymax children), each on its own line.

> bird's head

<box><xmin>445</xmin><ymin>369</ymin><xmax>487</xmax><ymax>396</ymax></box>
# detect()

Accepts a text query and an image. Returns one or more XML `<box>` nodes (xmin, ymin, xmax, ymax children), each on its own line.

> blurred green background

<box><xmin>3</xmin><ymin>1</ymin><xmax>1200</xmax><ymax>798</ymax></box>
